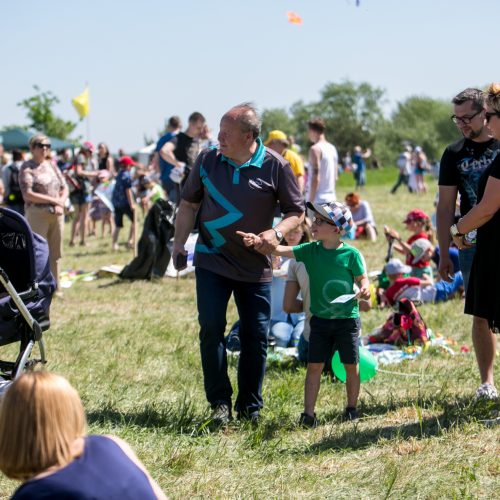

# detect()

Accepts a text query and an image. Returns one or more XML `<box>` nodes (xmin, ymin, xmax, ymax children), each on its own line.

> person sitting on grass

<box><xmin>238</xmin><ymin>201</ymin><xmax>370</xmax><ymax>426</ymax></box>
<box><xmin>382</xmin><ymin>258</ymin><xmax>463</xmax><ymax>307</ymax></box>
<box><xmin>384</xmin><ymin>209</ymin><xmax>434</xmax><ymax>279</ymax></box>
<box><xmin>345</xmin><ymin>192</ymin><xmax>377</xmax><ymax>242</ymax></box>
<box><xmin>0</xmin><ymin>371</ymin><xmax>166</xmax><ymax>500</ymax></box>
<box><xmin>112</xmin><ymin>156</ymin><xmax>137</xmax><ymax>251</ymax></box>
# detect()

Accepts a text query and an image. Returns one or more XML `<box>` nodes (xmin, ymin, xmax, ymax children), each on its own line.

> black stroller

<box><xmin>0</xmin><ymin>208</ymin><xmax>55</xmax><ymax>389</ymax></box>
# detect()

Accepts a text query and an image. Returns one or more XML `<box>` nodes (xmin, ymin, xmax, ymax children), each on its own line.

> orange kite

<box><xmin>287</xmin><ymin>11</ymin><xmax>303</xmax><ymax>25</ymax></box>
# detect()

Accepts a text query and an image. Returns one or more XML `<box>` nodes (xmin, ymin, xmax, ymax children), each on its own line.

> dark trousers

<box><xmin>391</xmin><ymin>173</ymin><xmax>412</xmax><ymax>193</ymax></box>
<box><xmin>195</xmin><ymin>267</ymin><xmax>271</xmax><ymax>414</ymax></box>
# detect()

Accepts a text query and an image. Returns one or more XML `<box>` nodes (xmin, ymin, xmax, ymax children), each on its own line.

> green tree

<box><xmin>260</xmin><ymin>108</ymin><xmax>295</xmax><ymax>141</ymax></box>
<box><xmin>376</xmin><ymin>96</ymin><xmax>459</xmax><ymax>166</ymax></box>
<box><xmin>17</xmin><ymin>85</ymin><xmax>77</xmax><ymax>140</ymax></box>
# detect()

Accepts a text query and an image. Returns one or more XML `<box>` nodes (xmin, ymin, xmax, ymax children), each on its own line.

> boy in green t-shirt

<box><xmin>238</xmin><ymin>201</ymin><xmax>370</xmax><ymax>426</ymax></box>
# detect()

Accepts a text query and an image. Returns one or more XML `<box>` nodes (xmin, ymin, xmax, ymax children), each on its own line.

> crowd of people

<box><xmin>0</xmin><ymin>84</ymin><xmax>499</xmax><ymax>496</ymax></box>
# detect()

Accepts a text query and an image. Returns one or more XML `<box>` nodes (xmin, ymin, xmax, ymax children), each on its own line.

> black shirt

<box><xmin>169</xmin><ymin>132</ymin><xmax>201</xmax><ymax>168</ymax></box>
<box><xmin>439</xmin><ymin>137</ymin><xmax>500</xmax><ymax>216</ymax></box>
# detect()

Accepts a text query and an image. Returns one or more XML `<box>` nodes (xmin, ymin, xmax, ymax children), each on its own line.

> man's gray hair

<box><xmin>233</xmin><ymin>102</ymin><xmax>261</xmax><ymax>139</ymax></box>
<box><xmin>452</xmin><ymin>88</ymin><xmax>485</xmax><ymax>112</ymax></box>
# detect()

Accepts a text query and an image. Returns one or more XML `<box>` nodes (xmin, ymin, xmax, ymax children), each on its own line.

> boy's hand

<box><xmin>356</xmin><ymin>284</ymin><xmax>371</xmax><ymax>301</ymax></box>
<box><xmin>236</xmin><ymin>231</ymin><xmax>262</xmax><ymax>247</ymax></box>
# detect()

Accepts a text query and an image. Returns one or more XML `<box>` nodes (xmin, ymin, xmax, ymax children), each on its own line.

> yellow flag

<box><xmin>72</xmin><ymin>87</ymin><xmax>90</xmax><ymax>119</ymax></box>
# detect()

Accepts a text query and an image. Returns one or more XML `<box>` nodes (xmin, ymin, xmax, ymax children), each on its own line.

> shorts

<box><xmin>308</xmin><ymin>316</ymin><xmax>361</xmax><ymax>365</ymax></box>
<box><xmin>70</xmin><ymin>190</ymin><xmax>92</xmax><ymax>206</ymax></box>
<box><xmin>114</xmin><ymin>205</ymin><xmax>133</xmax><ymax>228</ymax></box>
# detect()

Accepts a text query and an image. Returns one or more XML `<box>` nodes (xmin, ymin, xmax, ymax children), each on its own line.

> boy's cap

<box><xmin>306</xmin><ymin>201</ymin><xmax>353</xmax><ymax>235</ymax></box>
<box><xmin>411</xmin><ymin>238</ymin><xmax>433</xmax><ymax>264</ymax></box>
<box><xmin>403</xmin><ymin>209</ymin><xmax>429</xmax><ymax>223</ymax></box>
<box><xmin>385</xmin><ymin>258</ymin><xmax>412</xmax><ymax>275</ymax></box>
<box><xmin>118</xmin><ymin>156</ymin><xmax>137</xmax><ymax>167</ymax></box>
<box><xmin>139</xmin><ymin>175</ymin><xmax>152</xmax><ymax>186</ymax></box>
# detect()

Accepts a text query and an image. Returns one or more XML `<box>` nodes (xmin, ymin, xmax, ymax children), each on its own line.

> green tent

<box><xmin>0</xmin><ymin>128</ymin><xmax>74</xmax><ymax>151</ymax></box>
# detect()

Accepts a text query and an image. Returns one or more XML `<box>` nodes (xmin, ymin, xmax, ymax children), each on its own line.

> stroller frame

<box><xmin>0</xmin><ymin>268</ymin><xmax>47</xmax><ymax>380</ymax></box>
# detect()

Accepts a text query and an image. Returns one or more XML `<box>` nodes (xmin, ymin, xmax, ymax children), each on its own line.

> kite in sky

<box><xmin>287</xmin><ymin>11</ymin><xmax>303</xmax><ymax>25</ymax></box>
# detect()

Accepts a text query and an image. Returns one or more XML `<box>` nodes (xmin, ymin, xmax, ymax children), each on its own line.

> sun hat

<box><xmin>306</xmin><ymin>201</ymin><xmax>353</xmax><ymax>235</ymax></box>
<box><xmin>385</xmin><ymin>258</ymin><xmax>412</xmax><ymax>275</ymax></box>
<box><xmin>411</xmin><ymin>238</ymin><xmax>433</xmax><ymax>264</ymax></box>
<box><xmin>264</xmin><ymin>130</ymin><xmax>288</xmax><ymax>146</ymax></box>
<box><xmin>82</xmin><ymin>141</ymin><xmax>94</xmax><ymax>152</ymax></box>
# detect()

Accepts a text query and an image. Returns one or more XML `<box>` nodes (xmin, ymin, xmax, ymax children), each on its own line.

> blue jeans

<box><xmin>435</xmin><ymin>271</ymin><xmax>464</xmax><ymax>302</ymax></box>
<box><xmin>459</xmin><ymin>246</ymin><xmax>476</xmax><ymax>292</ymax></box>
<box><xmin>195</xmin><ymin>267</ymin><xmax>271</xmax><ymax>414</ymax></box>
<box><xmin>270</xmin><ymin>316</ymin><xmax>304</xmax><ymax>348</ymax></box>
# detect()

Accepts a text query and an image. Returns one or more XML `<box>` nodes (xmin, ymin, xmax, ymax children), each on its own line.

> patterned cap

<box><xmin>306</xmin><ymin>201</ymin><xmax>353</xmax><ymax>235</ymax></box>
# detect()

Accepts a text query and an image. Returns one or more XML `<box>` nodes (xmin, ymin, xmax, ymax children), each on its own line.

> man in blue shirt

<box><xmin>173</xmin><ymin>103</ymin><xmax>304</xmax><ymax>425</ymax></box>
<box><xmin>154</xmin><ymin>116</ymin><xmax>182</xmax><ymax>202</ymax></box>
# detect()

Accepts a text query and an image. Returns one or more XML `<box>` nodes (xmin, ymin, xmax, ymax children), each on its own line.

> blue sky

<box><xmin>2</xmin><ymin>0</ymin><xmax>499</xmax><ymax>152</ymax></box>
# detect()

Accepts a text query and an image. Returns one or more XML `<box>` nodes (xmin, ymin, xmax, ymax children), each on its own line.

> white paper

<box><xmin>330</xmin><ymin>293</ymin><xmax>357</xmax><ymax>304</ymax></box>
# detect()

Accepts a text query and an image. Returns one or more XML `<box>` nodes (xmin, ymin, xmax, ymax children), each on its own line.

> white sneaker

<box><xmin>474</xmin><ymin>383</ymin><xmax>498</xmax><ymax>401</ymax></box>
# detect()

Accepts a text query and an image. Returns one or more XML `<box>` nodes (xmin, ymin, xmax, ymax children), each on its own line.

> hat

<box><xmin>82</xmin><ymin>141</ymin><xmax>94</xmax><ymax>152</ymax></box>
<box><xmin>403</xmin><ymin>209</ymin><xmax>429</xmax><ymax>223</ymax></box>
<box><xmin>139</xmin><ymin>175</ymin><xmax>152</xmax><ymax>186</ymax></box>
<box><xmin>264</xmin><ymin>130</ymin><xmax>288</xmax><ymax>146</ymax></box>
<box><xmin>118</xmin><ymin>156</ymin><xmax>137</xmax><ymax>167</ymax></box>
<box><xmin>306</xmin><ymin>201</ymin><xmax>353</xmax><ymax>235</ymax></box>
<box><xmin>385</xmin><ymin>258</ymin><xmax>412</xmax><ymax>276</ymax></box>
<box><xmin>414</xmin><ymin>146</ymin><xmax>423</xmax><ymax>153</ymax></box>
<box><xmin>411</xmin><ymin>238</ymin><xmax>433</xmax><ymax>264</ymax></box>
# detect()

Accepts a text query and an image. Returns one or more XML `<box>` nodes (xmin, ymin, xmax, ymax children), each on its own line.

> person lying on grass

<box><xmin>382</xmin><ymin>258</ymin><xmax>464</xmax><ymax>307</ymax></box>
<box><xmin>238</xmin><ymin>201</ymin><xmax>370</xmax><ymax>427</ymax></box>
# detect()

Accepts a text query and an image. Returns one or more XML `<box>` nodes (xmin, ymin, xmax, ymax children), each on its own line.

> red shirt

<box><xmin>406</xmin><ymin>232</ymin><xmax>429</xmax><ymax>268</ymax></box>
<box><xmin>385</xmin><ymin>277</ymin><xmax>421</xmax><ymax>305</ymax></box>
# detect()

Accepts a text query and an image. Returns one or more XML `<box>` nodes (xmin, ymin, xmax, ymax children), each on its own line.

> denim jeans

<box><xmin>270</xmin><ymin>316</ymin><xmax>304</xmax><ymax>348</ymax></box>
<box><xmin>434</xmin><ymin>271</ymin><xmax>464</xmax><ymax>302</ymax></box>
<box><xmin>195</xmin><ymin>267</ymin><xmax>271</xmax><ymax>414</ymax></box>
<box><xmin>459</xmin><ymin>246</ymin><xmax>476</xmax><ymax>292</ymax></box>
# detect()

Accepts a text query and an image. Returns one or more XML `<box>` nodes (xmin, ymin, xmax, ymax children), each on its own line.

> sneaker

<box><xmin>210</xmin><ymin>403</ymin><xmax>232</xmax><ymax>426</ymax></box>
<box><xmin>474</xmin><ymin>383</ymin><xmax>499</xmax><ymax>401</ymax></box>
<box><xmin>343</xmin><ymin>407</ymin><xmax>360</xmax><ymax>421</ymax></box>
<box><xmin>237</xmin><ymin>410</ymin><xmax>260</xmax><ymax>425</ymax></box>
<box><xmin>299</xmin><ymin>412</ymin><xmax>318</xmax><ymax>428</ymax></box>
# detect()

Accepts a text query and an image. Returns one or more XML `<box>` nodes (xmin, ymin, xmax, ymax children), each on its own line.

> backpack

<box><xmin>5</xmin><ymin>164</ymin><xmax>23</xmax><ymax>205</ymax></box>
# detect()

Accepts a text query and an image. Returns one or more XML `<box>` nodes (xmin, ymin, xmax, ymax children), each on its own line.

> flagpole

<box><xmin>86</xmin><ymin>82</ymin><xmax>90</xmax><ymax>141</ymax></box>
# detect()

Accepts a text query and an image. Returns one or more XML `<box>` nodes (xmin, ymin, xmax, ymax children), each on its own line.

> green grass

<box><xmin>1</xmin><ymin>174</ymin><xmax>499</xmax><ymax>498</ymax></box>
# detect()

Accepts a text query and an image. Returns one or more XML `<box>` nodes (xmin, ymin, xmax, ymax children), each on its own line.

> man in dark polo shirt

<box><xmin>173</xmin><ymin>103</ymin><xmax>304</xmax><ymax>424</ymax></box>
<box><xmin>437</xmin><ymin>87</ymin><xmax>500</xmax><ymax>400</ymax></box>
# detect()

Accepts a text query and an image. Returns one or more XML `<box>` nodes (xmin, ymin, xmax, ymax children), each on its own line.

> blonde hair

<box><xmin>28</xmin><ymin>134</ymin><xmax>49</xmax><ymax>149</ymax></box>
<box><xmin>0</xmin><ymin>372</ymin><xmax>86</xmax><ymax>480</ymax></box>
<box><xmin>486</xmin><ymin>82</ymin><xmax>500</xmax><ymax>112</ymax></box>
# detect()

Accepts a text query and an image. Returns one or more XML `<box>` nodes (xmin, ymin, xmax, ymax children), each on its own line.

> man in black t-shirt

<box><xmin>437</xmin><ymin>88</ymin><xmax>500</xmax><ymax>400</ymax></box>
<box><xmin>159</xmin><ymin>111</ymin><xmax>205</xmax><ymax>204</ymax></box>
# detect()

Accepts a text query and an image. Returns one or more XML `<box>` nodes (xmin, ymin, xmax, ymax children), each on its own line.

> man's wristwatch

<box><xmin>273</xmin><ymin>228</ymin><xmax>284</xmax><ymax>243</ymax></box>
<box><xmin>450</xmin><ymin>224</ymin><xmax>464</xmax><ymax>238</ymax></box>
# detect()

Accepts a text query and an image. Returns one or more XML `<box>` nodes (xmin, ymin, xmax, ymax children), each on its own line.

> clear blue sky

<box><xmin>2</xmin><ymin>0</ymin><xmax>499</xmax><ymax>153</ymax></box>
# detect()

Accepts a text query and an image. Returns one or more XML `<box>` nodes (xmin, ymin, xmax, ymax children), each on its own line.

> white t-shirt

<box><xmin>309</xmin><ymin>141</ymin><xmax>338</xmax><ymax>203</ymax></box>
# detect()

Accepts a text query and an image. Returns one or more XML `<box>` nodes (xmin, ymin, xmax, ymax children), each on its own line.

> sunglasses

<box><xmin>311</xmin><ymin>215</ymin><xmax>335</xmax><ymax>227</ymax></box>
<box><xmin>485</xmin><ymin>111</ymin><xmax>500</xmax><ymax>123</ymax></box>
<box><xmin>450</xmin><ymin>109</ymin><xmax>483</xmax><ymax>125</ymax></box>
<box><xmin>34</xmin><ymin>142</ymin><xmax>51</xmax><ymax>149</ymax></box>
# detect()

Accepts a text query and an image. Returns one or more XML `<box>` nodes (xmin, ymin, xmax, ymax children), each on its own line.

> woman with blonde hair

<box><xmin>19</xmin><ymin>134</ymin><xmax>68</xmax><ymax>295</ymax></box>
<box><xmin>0</xmin><ymin>372</ymin><xmax>166</xmax><ymax>499</ymax></box>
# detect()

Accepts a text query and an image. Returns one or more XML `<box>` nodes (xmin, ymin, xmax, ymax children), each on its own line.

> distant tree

<box><xmin>17</xmin><ymin>85</ymin><xmax>77</xmax><ymax>140</ymax></box>
<box><xmin>261</xmin><ymin>108</ymin><xmax>295</xmax><ymax>140</ymax></box>
<box><xmin>375</xmin><ymin>96</ymin><xmax>459</xmax><ymax>166</ymax></box>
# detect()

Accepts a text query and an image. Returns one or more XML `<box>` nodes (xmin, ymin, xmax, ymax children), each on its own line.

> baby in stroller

<box><xmin>0</xmin><ymin>208</ymin><xmax>55</xmax><ymax>390</ymax></box>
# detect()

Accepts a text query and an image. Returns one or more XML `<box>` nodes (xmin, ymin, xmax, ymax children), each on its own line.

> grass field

<box><xmin>1</xmin><ymin>171</ymin><xmax>499</xmax><ymax>498</ymax></box>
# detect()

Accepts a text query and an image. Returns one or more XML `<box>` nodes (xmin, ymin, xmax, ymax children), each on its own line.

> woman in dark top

<box><xmin>452</xmin><ymin>82</ymin><xmax>500</xmax><ymax>400</ymax></box>
<box><xmin>97</xmin><ymin>142</ymin><xmax>115</xmax><ymax>174</ymax></box>
<box><xmin>0</xmin><ymin>372</ymin><xmax>165</xmax><ymax>499</ymax></box>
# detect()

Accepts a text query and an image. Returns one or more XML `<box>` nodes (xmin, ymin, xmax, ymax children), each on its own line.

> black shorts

<box><xmin>308</xmin><ymin>316</ymin><xmax>361</xmax><ymax>365</ymax></box>
<box><xmin>114</xmin><ymin>206</ymin><xmax>133</xmax><ymax>228</ymax></box>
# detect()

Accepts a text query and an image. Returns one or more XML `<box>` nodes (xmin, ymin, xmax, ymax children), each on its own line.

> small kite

<box><xmin>287</xmin><ymin>11</ymin><xmax>303</xmax><ymax>25</ymax></box>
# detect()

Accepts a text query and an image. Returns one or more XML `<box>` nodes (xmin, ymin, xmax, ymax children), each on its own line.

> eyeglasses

<box><xmin>34</xmin><ymin>142</ymin><xmax>51</xmax><ymax>149</ymax></box>
<box><xmin>311</xmin><ymin>215</ymin><xmax>335</xmax><ymax>227</ymax></box>
<box><xmin>450</xmin><ymin>109</ymin><xmax>483</xmax><ymax>125</ymax></box>
<box><xmin>485</xmin><ymin>111</ymin><xmax>500</xmax><ymax>123</ymax></box>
